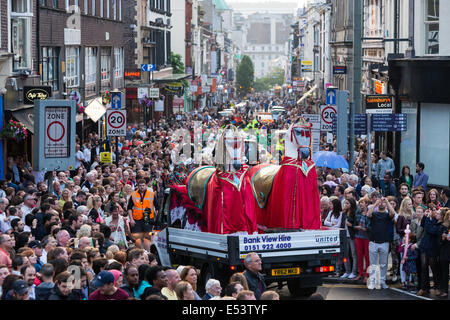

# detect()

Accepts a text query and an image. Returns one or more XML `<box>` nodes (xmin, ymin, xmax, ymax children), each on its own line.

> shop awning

<box><xmin>152</xmin><ymin>73</ymin><xmax>191</xmax><ymax>83</ymax></box>
<box><xmin>11</xmin><ymin>107</ymin><xmax>34</xmax><ymax>134</ymax></box>
<box><xmin>296</xmin><ymin>84</ymin><xmax>318</xmax><ymax>104</ymax></box>
<box><xmin>10</xmin><ymin>104</ymin><xmax>84</xmax><ymax>135</ymax></box>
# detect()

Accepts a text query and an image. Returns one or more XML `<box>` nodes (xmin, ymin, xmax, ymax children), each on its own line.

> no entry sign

<box><xmin>106</xmin><ymin>109</ymin><xmax>126</xmax><ymax>136</ymax></box>
<box><xmin>45</xmin><ymin>107</ymin><xmax>69</xmax><ymax>157</ymax></box>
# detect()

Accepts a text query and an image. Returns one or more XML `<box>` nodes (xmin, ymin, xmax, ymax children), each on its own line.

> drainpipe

<box><xmin>406</xmin><ymin>0</ymin><xmax>415</xmax><ymax>57</ymax></box>
<box><xmin>36</xmin><ymin>0</ymin><xmax>40</xmax><ymax>73</ymax></box>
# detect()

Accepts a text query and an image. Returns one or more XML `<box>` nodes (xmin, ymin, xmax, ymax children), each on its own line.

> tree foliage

<box><xmin>171</xmin><ymin>52</ymin><xmax>185</xmax><ymax>74</ymax></box>
<box><xmin>236</xmin><ymin>55</ymin><xmax>254</xmax><ymax>97</ymax></box>
<box><xmin>170</xmin><ymin>52</ymin><xmax>188</xmax><ymax>88</ymax></box>
<box><xmin>253</xmin><ymin>67</ymin><xmax>285</xmax><ymax>93</ymax></box>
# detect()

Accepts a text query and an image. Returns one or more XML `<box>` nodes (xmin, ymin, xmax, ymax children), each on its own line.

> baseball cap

<box><xmin>29</xmin><ymin>240</ymin><xmax>42</xmax><ymax>249</ymax></box>
<box><xmin>93</xmin><ymin>271</ymin><xmax>115</xmax><ymax>287</ymax></box>
<box><xmin>12</xmin><ymin>280</ymin><xmax>28</xmax><ymax>295</ymax></box>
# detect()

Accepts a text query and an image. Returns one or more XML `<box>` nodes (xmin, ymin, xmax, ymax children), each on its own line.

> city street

<box><xmin>0</xmin><ymin>0</ymin><xmax>449</xmax><ymax>305</ymax></box>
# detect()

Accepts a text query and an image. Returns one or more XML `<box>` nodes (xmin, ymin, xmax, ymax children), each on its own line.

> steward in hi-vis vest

<box><xmin>127</xmin><ymin>179</ymin><xmax>158</xmax><ymax>252</ymax></box>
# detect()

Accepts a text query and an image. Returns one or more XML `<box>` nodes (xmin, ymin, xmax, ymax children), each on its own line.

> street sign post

<box><xmin>106</xmin><ymin>109</ymin><xmax>126</xmax><ymax>136</ymax></box>
<box><xmin>336</xmin><ymin>90</ymin><xmax>349</xmax><ymax>156</ymax></box>
<box><xmin>301</xmin><ymin>114</ymin><xmax>321</xmax><ymax>153</ymax></box>
<box><xmin>33</xmin><ymin>100</ymin><xmax>76</xmax><ymax>171</ymax></box>
<box><xmin>141</xmin><ymin>64</ymin><xmax>156</xmax><ymax>72</ymax></box>
<box><xmin>326</xmin><ymin>87</ymin><xmax>337</xmax><ymax>105</ymax></box>
<box><xmin>110</xmin><ymin>91</ymin><xmax>122</xmax><ymax>109</ymax></box>
<box><xmin>371</xmin><ymin>113</ymin><xmax>407</xmax><ymax>132</ymax></box>
<box><xmin>333</xmin><ymin>113</ymin><xmax>367</xmax><ymax>135</ymax></box>
<box><xmin>149</xmin><ymin>88</ymin><xmax>160</xmax><ymax>98</ymax></box>
<box><xmin>320</xmin><ymin>105</ymin><xmax>336</xmax><ymax>132</ymax></box>
<box><xmin>100</xmin><ymin>152</ymin><xmax>112</xmax><ymax>164</ymax></box>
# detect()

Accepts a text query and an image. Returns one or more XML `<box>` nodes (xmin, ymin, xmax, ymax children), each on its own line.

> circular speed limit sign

<box><xmin>107</xmin><ymin>111</ymin><xmax>125</xmax><ymax>128</ymax></box>
<box><xmin>321</xmin><ymin>106</ymin><xmax>336</xmax><ymax>124</ymax></box>
<box><xmin>106</xmin><ymin>110</ymin><xmax>126</xmax><ymax>136</ymax></box>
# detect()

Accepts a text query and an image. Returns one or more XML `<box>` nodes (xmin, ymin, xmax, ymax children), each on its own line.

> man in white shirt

<box><xmin>0</xmin><ymin>198</ymin><xmax>10</xmax><ymax>233</ymax></box>
<box><xmin>20</xmin><ymin>195</ymin><xmax>35</xmax><ymax>222</ymax></box>
<box><xmin>75</xmin><ymin>144</ymin><xmax>85</xmax><ymax>169</ymax></box>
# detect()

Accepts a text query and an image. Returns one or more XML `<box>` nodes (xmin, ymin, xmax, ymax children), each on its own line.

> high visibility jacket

<box><xmin>131</xmin><ymin>189</ymin><xmax>155</xmax><ymax>221</ymax></box>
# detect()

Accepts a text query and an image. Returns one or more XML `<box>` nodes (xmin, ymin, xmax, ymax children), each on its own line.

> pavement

<box><xmin>322</xmin><ymin>273</ymin><xmax>448</xmax><ymax>301</ymax></box>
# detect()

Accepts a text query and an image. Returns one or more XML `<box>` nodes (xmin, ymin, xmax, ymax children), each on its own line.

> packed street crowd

<box><xmin>0</xmin><ymin>95</ymin><xmax>449</xmax><ymax>300</ymax></box>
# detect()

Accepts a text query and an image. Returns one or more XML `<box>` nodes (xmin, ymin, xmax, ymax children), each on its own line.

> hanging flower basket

<box><xmin>76</xmin><ymin>103</ymin><xmax>85</xmax><ymax>114</ymax></box>
<box><xmin>102</xmin><ymin>91</ymin><xmax>111</xmax><ymax>106</ymax></box>
<box><xmin>1</xmin><ymin>120</ymin><xmax>28</xmax><ymax>142</ymax></box>
<box><xmin>139</xmin><ymin>95</ymin><xmax>153</xmax><ymax>107</ymax></box>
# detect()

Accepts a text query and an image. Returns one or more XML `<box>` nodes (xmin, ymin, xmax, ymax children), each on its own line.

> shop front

<box><xmin>389</xmin><ymin>57</ymin><xmax>450</xmax><ymax>188</ymax></box>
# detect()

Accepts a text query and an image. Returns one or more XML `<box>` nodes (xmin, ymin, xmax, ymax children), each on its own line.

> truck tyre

<box><xmin>287</xmin><ymin>279</ymin><xmax>317</xmax><ymax>297</ymax></box>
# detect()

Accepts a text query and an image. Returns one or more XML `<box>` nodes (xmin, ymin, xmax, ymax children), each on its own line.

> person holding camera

<box><xmin>127</xmin><ymin>179</ymin><xmax>158</xmax><ymax>252</ymax></box>
<box><xmin>366</xmin><ymin>196</ymin><xmax>396</xmax><ymax>289</ymax></box>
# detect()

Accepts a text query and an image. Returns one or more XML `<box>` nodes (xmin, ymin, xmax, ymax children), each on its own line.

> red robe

<box><xmin>258</xmin><ymin>157</ymin><xmax>322</xmax><ymax>230</ymax></box>
<box><xmin>201</xmin><ymin>165</ymin><xmax>257</xmax><ymax>234</ymax></box>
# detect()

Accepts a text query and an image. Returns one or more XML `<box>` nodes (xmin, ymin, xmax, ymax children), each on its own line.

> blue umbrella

<box><xmin>312</xmin><ymin>151</ymin><xmax>349</xmax><ymax>169</ymax></box>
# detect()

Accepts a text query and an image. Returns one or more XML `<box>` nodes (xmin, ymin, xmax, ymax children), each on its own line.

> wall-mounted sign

<box><xmin>301</xmin><ymin>60</ymin><xmax>313</xmax><ymax>72</ymax></box>
<box><xmin>23</xmin><ymin>86</ymin><xmax>52</xmax><ymax>104</ymax></box>
<box><xmin>137</xmin><ymin>87</ymin><xmax>149</xmax><ymax>99</ymax></box>
<box><xmin>124</xmin><ymin>70</ymin><xmax>141</xmax><ymax>80</ymax></box>
<box><xmin>373</xmin><ymin>79</ymin><xmax>386</xmax><ymax>94</ymax></box>
<box><xmin>365</xmin><ymin>95</ymin><xmax>393</xmax><ymax>114</ymax></box>
<box><xmin>149</xmin><ymin>88</ymin><xmax>160</xmax><ymax>98</ymax></box>
<box><xmin>333</xmin><ymin>66</ymin><xmax>347</xmax><ymax>74</ymax></box>
<box><xmin>165</xmin><ymin>82</ymin><xmax>184</xmax><ymax>96</ymax></box>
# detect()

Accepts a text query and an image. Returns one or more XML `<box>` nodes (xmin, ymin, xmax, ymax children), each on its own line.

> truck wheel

<box><xmin>287</xmin><ymin>279</ymin><xmax>317</xmax><ymax>297</ymax></box>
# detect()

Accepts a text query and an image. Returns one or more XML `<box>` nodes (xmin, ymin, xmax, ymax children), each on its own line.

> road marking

<box><xmin>322</xmin><ymin>284</ymin><xmax>368</xmax><ymax>289</ymax></box>
<box><xmin>389</xmin><ymin>288</ymin><xmax>433</xmax><ymax>300</ymax></box>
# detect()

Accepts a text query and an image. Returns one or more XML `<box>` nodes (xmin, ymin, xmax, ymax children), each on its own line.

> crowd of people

<box><xmin>318</xmin><ymin>162</ymin><xmax>450</xmax><ymax>297</ymax></box>
<box><xmin>0</xmin><ymin>94</ymin><xmax>448</xmax><ymax>300</ymax></box>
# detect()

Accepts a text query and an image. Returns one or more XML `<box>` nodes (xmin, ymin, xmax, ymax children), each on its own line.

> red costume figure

<box><xmin>251</xmin><ymin>117</ymin><xmax>322</xmax><ymax>231</ymax></box>
<box><xmin>184</xmin><ymin>125</ymin><xmax>257</xmax><ymax>234</ymax></box>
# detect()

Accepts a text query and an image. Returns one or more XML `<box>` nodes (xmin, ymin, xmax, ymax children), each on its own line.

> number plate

<box><xmin>271</xmin><ymin>267</ymin><xmax>300</xmax><ymax>276</ymax></box>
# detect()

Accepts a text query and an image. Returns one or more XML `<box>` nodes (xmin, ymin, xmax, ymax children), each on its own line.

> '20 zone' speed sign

<box><xmin>106</xmin><ymin>109</ymin><xmax>126</xmax><ymax>136</ymax></box>
<box><xmin>320</xmin><ymin>105</ymin><xmax>337</xmax><ymax>132</ymax></box>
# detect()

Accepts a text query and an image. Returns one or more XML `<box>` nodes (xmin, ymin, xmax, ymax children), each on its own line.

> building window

<box><xmin>41</xmin><ymin>47</ymin><xmax>59</xmax><ymax>91</ymax></box>
<box><xmin>118</xmin><ymin>0</ymin><xmax>121</xmax><ymax>20</ymax></box>
<box><xmin>101</xmin><ymin>48</ymin><xmax>111</xmax><ymax>81</ymax></box>
<box><xmin>425</xmin><ymin>0</ymin><xmax>439</xmax><ymax>54</ymax></box>
<box><xmin>84</xmin><ymin>0</ymin><xmax>88</xmax><ymax>14</ymax></box>
<box><xmin>85</xmin><ymin>47</ymin><xmax>97</xmax><ymax>84</ymax></box>
<box><xmin>100</xmin><ymin>0</ymin><xmax>103</xmax><ymax>17</ymax></box>
<box><xmin>314</xmin><ymin>25</ymin><xmax>319</xmax><ymax>46</ymax></box>
<box><xmin>53</xmin><ymin>0</ymin><xmax>57</xmax><ymax>8</ymax></box>
<box><xmin>41</xmin><ymin>0</ymin><xmax>46</xmax><ymax>6</ymax></box>
<box><xmin>92</xmin><ymin>0</ymin><xmax>95</xmax><ymax>15</ymax></box>
<box><xmin>419</xmin><ymin>103</ymin><xmax>449</xmax><ymax>186</ymax></box>
<box><xmin>114</xmin><ymin>47</ymin><xmax>123</xmax><ymax>78</ymax></box>
<box><xmin>166</xmin><ymin>0</ymin><xmax>170</xmax><ymax>13</ymax></box>
<box><xmin>112</xmin><ymin>0</ymin><xmax>116</xmax><ymax>19</ymax></box>
<box><xmin>106</xmin><ymin>0</ymin><xmax>110</xmax><ymax>18</ymax></box>
<box><xmin>11</xmin><ymin>0</ymin><xmax>33</xmax><ymax>70</ymax></box>
<box><xmin>65</xmin><ymin>46</ymin><xmax>80</xmax><ymax>87</ymax></box>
